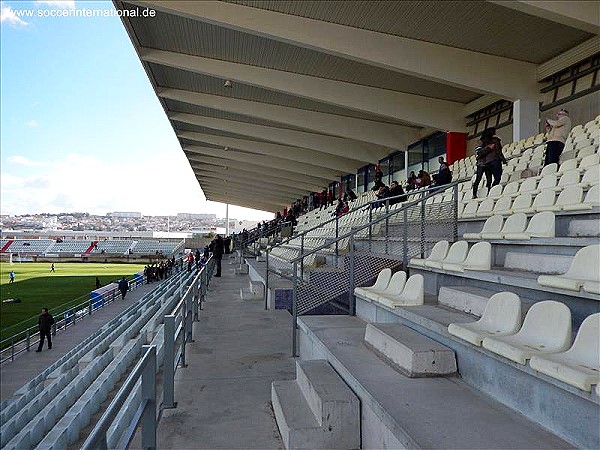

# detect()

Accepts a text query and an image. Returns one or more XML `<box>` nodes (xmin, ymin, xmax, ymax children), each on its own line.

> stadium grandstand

<box><xmin>1</xmin><ymin>1</ymin><xmax>598</xmax><ymax>449</ymax></box>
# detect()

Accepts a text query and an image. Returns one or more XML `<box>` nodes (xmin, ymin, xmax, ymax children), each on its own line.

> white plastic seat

<box><xmin>443</xmin><ymin>241</ymin><xmax>491</xmax><ymax>272</ymax></box>
<box><xmin>487</xmin><ymin>184</ymin><xmax>503</xmax><ymax>199</ymax></box>
<box><xmin>556</xmin><ymin>158</ymin><xmax>578</xmax><ymax>174</ymax></box>
<box><xmin>475</xmin><ymin>198</ymin><xmax>495</xmax><ymax>217</ymax></box>
<box><xmin>583</xmin><ymin>280</ymin><xmax>600</xmax><ymax>294</ymax></box>
<box><xmin>532</xmin><ymin>189</ymin><xmax>557</xmax><ymax>212</ymax></box>
<box><xmin>555</xmin><ymin>169</ymin><xmax>581</xmax><ymax>190</ymax></box>
<box><xmin>551</xmin><ymin>185</ymin><xmax>584</xmax><ymax>211</ymax></box>
<box><xmin>580</xmin><ymin>165</ymin><xmax>599</xmax><ymax>188</ymax></box>
<box><xmin>371</xmin><ymin>270</ymin><xmax>407</xmax><ymax>298</ymax></box>
<box><xmin>510</xmin><ymin>193</ymin><xmax>533</xmax><ymax>213</ymax></box>
<box><xmin>578</xmin><ymin>153</ymin><xmax>599</xmax><ymax>172</ymax></box>
<box><xmin>516</xmin><ymin>177</ymin><xmax>538</xmax><ymax>194</ymax></box>
<box><xmin>425</xmin><ymin>240</ymin><xmax>468</xmax><ymax>270</ymax></box>
<box><xmin>503</xmin><ymin>211</ymin><xmax>555</xmax><ymax>240</ymax></box>
<box><xmin>461</xmin><ymin>200</ymin><xmax>479</xmax><ymax>218</ymax></box>
<box><xmin>492</xmin><ymin>196</ymin><xmax>513</xmax><ymax>215</ymax></box>
<box><xmin>355</xmin><ymin>268</ymin><xmax>392</xmax><ymax>296</ymax></box>
<box><xmin>537</xmin><ymin>244</ymin><xmax>600</xmax><ymax>292</ymax></box>
<box><xmin>564</xmin><ymin>184</ymin><xmax>599</xmax><ymax>211</ymax></box>
<box><xmin>410</xmin><ymin>240</ymin><xmax>449</xmax><ymax>267</ymax></box>
<box><xmin>463</xmin><ymin>215</ymin><xmax>503</xmax><ymax>240</ymax></box>
<box><xmin>533</xmin><ymin>173</ymin><xmax>557</xmax><ymax>193</ymax></box>
<box><xmin>529</xmin><ymin>313</ymin><xmax>600</xmax><ymax>391</ymax></box>
<box><xmin>576</xmin><ymin>145</ymin><xmax>595</xmax><ymax>160</ymax></box>
<box><xmin>376</xmin><ymin>273</ymin><xmax>424</xmax><ymax>307</ymax></box>
<box><xmin>482</xmin><ymin>301</ymin><xmax>572</xmax><ymax>364</ymax></box>
<box><xmin>489</xmin><ymin>212</ymin><xmax>527</xmax><ymax>239</ymax></box>
<box><xmin>502</xmin><ymin>182</ymin><xmax>520</xmax><ymax>197</ymax></box>
<box><xmin>448</xmin><ymin>292</ymin><xmax>522</xmax><ymax>346</ymax></box>
<box><xmin>534</xmin><ymin>163</ymin><xmax>557</xmax><ymax>180</ymax></box>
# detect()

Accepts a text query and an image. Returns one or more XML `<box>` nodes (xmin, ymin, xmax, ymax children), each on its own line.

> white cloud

<box><xmin>7</xmin><ymin>155</ymin><xmax>48</xmax><ymax>167</ymax></box>
<box><xmin>1</xmin><ymin>153</ymin><xmax>274</xmax><ymax>221</ymax></box>
<box><xmin>0</xmin><ymin>5</ymin><xmax>30</xmax><ymax>27</ymax></box>
<box><xmin>35</xmin><ymin>0</ymin><xmax>76</xmax><ymax>9</ymax></box>
<box><xmin>25</xmin><ymin>119</ymin><xmax>38</xmax><ymax>128</ymax></box>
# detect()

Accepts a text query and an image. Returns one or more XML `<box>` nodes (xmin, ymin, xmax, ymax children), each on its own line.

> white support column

<box><xmin>512</xmin><ymin>99</ymin><xmax>539</xmax><ymax>142</ymax></box>
<box><xmin>226</xmin><ymin>204</ymin><xmax>229</xmax><ymax>236</ymax></box>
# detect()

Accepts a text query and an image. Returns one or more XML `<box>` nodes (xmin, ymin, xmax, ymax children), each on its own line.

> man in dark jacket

<box><xmin>118</xmin><ymin>277</ymin><xmax>129</xmax><ymax>299</ymax></box>
<box><xmin>36</xmin><ymin>308</ymin><xmax>55</xmax><ymax>352</ymax></box>
<box><xmin>213</xmin><ymin>235</ymin><xmax>225</xmax><ymax>277</ymax></box>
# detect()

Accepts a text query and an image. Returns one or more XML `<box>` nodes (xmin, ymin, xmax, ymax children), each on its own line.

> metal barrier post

<box><xmin>420</xmin><ymin>197</ymin><xmax>426</xmax><ymax>258</ymax></box>
<box><xmin>348</xmin><ymin>235</ymin><xmax>356</xmax><ymax>316</ymax></box>
<box><xmin>453</xmin><ymin>183</ymin><xmax>459</xmax><ymax>241</ymax></box>
<box><xmin>292</xmin><ymin>261</ymin><xmax>298</xmax><ymax>357</ymax></box>
<box><xmin>141</xmin><ymin>345</ymin><xmax>157</xmax><ymax>450</ymax></box>
<box><xmin>368</xmin><ymin>204</ymin><xmax>373</xmax><ymax>249</ymax></box>
<box><xmin>300</xmin><ymin>234</ymin><xmax>305</xmax><ymax>278</ymax></box>
<box><xmin>88</xmin><ymin>299</ymin><xmax>93</xmax><ymax>316</ymax></box>
<box><xmin>51</xmin><ymin>323</ymin><xmax>56</xmax><ymax>336</ymax></box>
<box><xmin>163</xmin><ymin>315</ymin><xmax>176</xmax><ymax>409</ymax></box>
<box><xmin>11</xmin><ymin>338</ymin><xmax>14</xmax><ymax>362</ymax></box>
<box><xmin>26</xmin><ymin>329</ymin><xmax>30</xmax><ymax>352</ymax></box>
<box><xmin>186</xmin><ymin>290</ymin><xmax>193</xmax><ymax>343</ymax></box>
<box><xmin>265</xmin><ymin>248</ymin><xmax>270</xmax><ymax>310</ymax></box>
<box><xmin>335</xmin><ymin>215</ymin><xmax>339</xmax><ymax>255</ymax></box>
<box><xmin>402</xmin><ymin>208</ymin><xmax>409</xmax><ymax>268</ymax></box>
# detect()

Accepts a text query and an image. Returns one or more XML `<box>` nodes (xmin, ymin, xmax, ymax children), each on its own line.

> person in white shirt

<box><xmin>544</xmin><ymin>109</ymin><xmax>572</xmax><ymax>166</ymax></box>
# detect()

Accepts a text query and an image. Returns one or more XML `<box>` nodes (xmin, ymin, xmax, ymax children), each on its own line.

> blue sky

<box><xmin>0</xmin><ymin>0</ymin><xmax>273</xmax><ymax>221</ymax></box>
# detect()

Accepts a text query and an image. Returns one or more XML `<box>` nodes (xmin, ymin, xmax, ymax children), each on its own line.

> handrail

<box><xmin>81</xmin><ymin>345</ymin><xmax>157</xmax><ymax>450</ymax></box>
<box><xmin>272</xmin><ymin>182</ymin><xmax>452</xmax><ymax>251</ymax></box>
<box><xmin>287</xmin><ymin>179</ymin><xmax>465</xmax><ymax>264</ymax></box>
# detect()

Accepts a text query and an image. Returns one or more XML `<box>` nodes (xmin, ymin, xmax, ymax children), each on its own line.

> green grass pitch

<box><xmin>0</xmin><ymin>262</ymin><xmax>147</xmax><ymax>341</ymax></box>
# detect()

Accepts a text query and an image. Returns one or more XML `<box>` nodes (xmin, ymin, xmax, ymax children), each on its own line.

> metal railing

<box><xmin>80</xmin><ymin>256</ymin><xmax>215</xmax><ymax>449</ymax></box>
<box><xmin>81</xmin><ymin>345</ymin><xmax>157</xmax><ymax>450</ymax></box>
<box><xmin>0</xmin><ymin>274</ymin><xmax>147</xmax><ymax>364</ymax></box>
<box><xmin>265</xmin><ymin>181</ymin><xmax>464</xmax><ymax>356</ymax></box>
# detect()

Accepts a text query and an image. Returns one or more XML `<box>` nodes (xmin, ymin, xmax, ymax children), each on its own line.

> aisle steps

<box><xmin>271</xmin><ymin>360</ymin><xmax>359</xmax><ymax>450</ymax></box>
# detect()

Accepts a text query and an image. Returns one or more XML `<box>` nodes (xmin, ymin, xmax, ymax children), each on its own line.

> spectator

<box><xmin>36</xmin><ymin>308</ymin><xmax>54</xmax><ymax>352</ymax></box>
<box><xmin>406</xmin><ymin>171</ymin><xmax>417</xmax><ymax>191</ymax></box>
<box><xmin>372</xmin><ymin>170</ymin><xmax>385</xmax><ymax>191</ymax></box>
<box><xmin>415</xmin><ymin>170</ymin><xmax>431</xmax><ymax>189</ymax></box>
<box><xmin>544</xmin><ymin>109</ymin><xmax>572</xmax><ymax>166</ymax></box>
<box><xmin>334</xmin><ymin>199</ymin><xmax>345</xmax><ymax>217</ymax></box>
<box><xmin>388</xmin><ymin>180</ymin><xmax>407</xmax><ymax>205</ymax></box>
<box><xmin>432</xmin><ymin>156</ymin><xmax>452</xmax><ymax>186</ymax></box>
<box><xmin>118</xmin><ymin>277</ymin><xmax>129</xmax><ymax>299</ymax></box>
<box><xmin>341</xmin><ymin>201</ymin><xmax>350</xmax><ymax>215</ymax></box>
<box><xmin>344</xmin><ymin>188</ymin><xmax>357</xmax><ymax>202</ymax></box>
<box><xmin>486</xmin><ymin>128</ymin><xmax>506</xmax><ymax>188</ymax></box>
<box><xmin>374</xmin><ymin>185</ymin><xmax>390</xmax><ymax>208</ymax></box>
<box><xmin>212</xmin><ymin>235</ymin><xmax>225</xmax><ymax>277</ymax></box>
<box><xmin>224</xmin><ymin>236</ymin><xmax>232</xmax><ymax>254</ymax></box>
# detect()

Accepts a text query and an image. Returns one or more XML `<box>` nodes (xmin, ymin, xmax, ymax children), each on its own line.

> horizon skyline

<box><xmin>0</xmin><ymin>0</ymin><xmax>277</xmax><ymax>222</ymax></box>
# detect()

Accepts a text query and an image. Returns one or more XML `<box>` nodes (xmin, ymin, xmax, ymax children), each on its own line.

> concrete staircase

<box><xmin>271</xmin><ymin>360</ymin><xmax>359</xmax><ymax>450</ymax></box>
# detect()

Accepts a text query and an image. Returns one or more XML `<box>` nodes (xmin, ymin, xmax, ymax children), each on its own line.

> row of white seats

<box><xmin>409</xmin><ymin>240</ymin><xmax>491</xmax><ymax>272</ymax></box>
<box><xmin>461</xmin><ymin>184</ymin><xmax>599</xmax><ymax>218</ymax></box>
<box><xmin>354</xmin><ymin>269</ymin><xmax>424</xmax><ymax>308</ymax></box>
<box><xmin>537</xmin><ymin>244</ymin><xmax>600</xmax><ymax>294</ymax></box>
<box><xmin>464</xmin><ymin>211</ymin><xmax>555</xmax><ymax>240</ymax></box>
<box><xmin>448</xmin><ymin>294</ymin><xmax>599</xmax><ymax>392</ymax></box>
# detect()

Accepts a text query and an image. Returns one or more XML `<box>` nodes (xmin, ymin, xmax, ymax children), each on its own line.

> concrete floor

<box><xmin>157</xmin><ymin>261</ymin><xmax>295</xmax><ymax>449</ymax></box>
<box><xmin>0</xmin><ymin>282</ymin><xmax>157</xmax><ymax>401</ymax></box>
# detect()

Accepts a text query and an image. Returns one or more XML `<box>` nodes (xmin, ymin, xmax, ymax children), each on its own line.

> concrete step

<box><xmin>438</xmin><ymin>285</ymin><xmax>535</xmax><ymax>318</ymax></box>
<box><xmin>295</xmin><ymin>360</ymin><xmax>359</xmax><ymax>435</ymax></box>
<box><xmin>504</xmin><ymin>252</ymin><xmax>572</xmax><ymax>274</ymax></box>
<box><xmin>568</xmin><ymin>218</ymin><xmax>600</xmax><ymax>237</ymax></box>
<box><xmin>364</xmin><ymin>323</ymin><xmax>456</xmax><ymax>377</ymax></box>
<box><xmin>271</xmin><ymin>381</ymin><xmax>321</xmax><ymax>450</ymax></box>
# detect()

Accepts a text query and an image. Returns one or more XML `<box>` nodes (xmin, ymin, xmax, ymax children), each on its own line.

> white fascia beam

<box><xmin>161</xmin><ymin>88</ymin><xmax>420</xmax><ymax>148</ymax></box>
<box><xmin>134</xmin><ymin>1</ymin><xmax>539</xmax><ymax>100</ymax></box>
<box><xmin>184</xmin><ymin>144</ymin><xmax>343</xmax><ymax>180</ymax></box>
<box><xmin>192</xmin><ymin>165</ymin><xmax>323</xmax><ymax>192</ymax></box>
<box><xmin>204</xmin><ymin>193</ymin><xmax>282</xmax><ymax>211</ymax></box>
<box><xmin>196</xmin><ymin>173</ymin><xmax>308</xmax><ymax>197</ymax></box>
<box><xmin>201</xmin><ymin>184</ymin><xmax>300</xmax><ymax>204</ymax></box>
<box><xmin>178</xmin><ymin>130</ymin><xmax>362</xmax><ymax>174</ymax></box>
<box><xmin>201</xmin><ymin>183</ymin><xmax>296</xmax><ymax>203</ymax></box>
<box><xmin>490</xmin><ymin>1</ymin><xmax>600</xmax><ymax>35</ymax></box>
<box><xmin>187</xmin><ymin>154</ymin><xmax>331</xmax><ymax>187</ymax></box>
<box><xmin>140</xmin><ymin>48</ymin><xmax>466</xmax><ymax>131</ymax></box>
<box><xmin>171</xmin><ymin>113</ymin><xmax>385</xmax><ymax>163</ymax></box>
